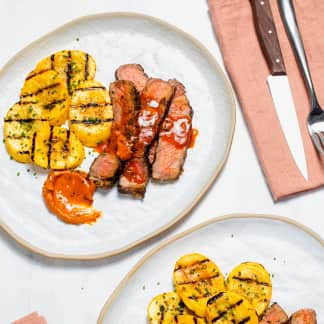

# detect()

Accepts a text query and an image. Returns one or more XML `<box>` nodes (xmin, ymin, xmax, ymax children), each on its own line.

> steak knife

<box><xmin>250</xmin><ymin>0</ymin><xmax>308</xmax><ymax>180</ymax></box>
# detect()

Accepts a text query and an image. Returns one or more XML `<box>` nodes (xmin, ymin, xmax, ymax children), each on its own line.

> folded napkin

<box><xmin>209</xmin><ymin>0</ymin><xmax>324</xmax><ymax>200</ymax></box>
<box><xmin>12</xmin><ymin>312</ymin><xmax>47</xmax><ymax>324</ymax></box>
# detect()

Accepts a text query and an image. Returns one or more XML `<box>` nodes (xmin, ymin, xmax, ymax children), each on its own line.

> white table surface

<box><xmin>0</xmin><ymin>0</ymin><xmax>323</xmax><ymax>323</ymax></box>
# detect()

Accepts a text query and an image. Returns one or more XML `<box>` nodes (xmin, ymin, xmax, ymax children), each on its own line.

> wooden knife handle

<box><xmin>250</xmin><ymin>0</ymin><xmax>286</xmax><ymax>75</ymax></box>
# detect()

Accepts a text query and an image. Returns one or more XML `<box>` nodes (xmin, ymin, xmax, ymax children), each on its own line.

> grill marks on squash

<box><xmin>70</xmin><ymin>118</ymin><xmax>113</xmax><ymax>125</ymax></box>
<box><xmin>84</xmin><ymin>53</ymin><xmax>89</xmax><ymax>80</ymax></box>
<box><xmin>20</xmin><ymin>70</ymin><xmax>69</xmax><ymax>126</ymax></box>
<box><xmin>31</xmin><ymin>50</ymin><xmax>96</xmax><ymax>94</ymax></box>
<box><xmin>20</xmin><ymin>82</ymin><xmax>61</xmax><ymax>98</ymax></box>
<box><xmin>210</xmin><ymin>299</ymin><xmax>243</xmax><ymax>323</ymax></box>
<box><xmin>49</xmin><ymin>126</ymin><xmax>84</xmax><ymax>169</ymax></box>
<box><xmin>69</xmin><ymin>80</ymin><xmax>113</xmax><ymax>147</ymax></box>
<box><xmin>19</xmin><ymin>50</ymin><xmax>97</xmax><ymax>126</ymax></box>
<box><xmin>74</xmin><ymin>86</ymin><xmax>106</xmax><ymax>92</ymax></box>
<box><xmin>206</xmin><ymin>291</ymin><xmax>258</xmax><ymax>324</ymax></box>
<box><xmin>25</xmin><ymin>68</ymin><xmax>52</xmax><ymax>81</ymax></box>
<box><xmin>226</xmin><ymin>262</ymin><xmax>272</xmax><ymax>317</ymax></box>
<box><xmin>50</xmin><ymin>53</ymin><xmax>55</xmax><ymax>69</ymax></box>
<box><xmin>173</xmin><ymin>253</ymin><xmax>225</xmax><ymax>317</ymax></box>
<box><xmin>231</xmin><ymin>276</ymin><xmax>270</xmax><ymax>287</ymax></box>
<box><xmin>66</xmin><ymin>50</ymin><xmax>73</xmax><ymax>95</ymax></box>
<box><xmin>4</xmin><ymin>111</ymin><xmax>84</xmax><ymax>169</ymax></box>
<box><xmin>4</xmin><ymin>50</ymin><xmax>98</xmax><ymax>167</ymax></box>
<box><xmin>47</xmin><ymin>125</ymin><xmax>54</xmax><ymax>168</ymax></box>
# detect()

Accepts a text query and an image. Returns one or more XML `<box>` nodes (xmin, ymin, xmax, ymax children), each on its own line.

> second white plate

<box><xmin>98</xmin><ymin>214</ymin><xmax>324</xmax><ymax>323</ymax></box>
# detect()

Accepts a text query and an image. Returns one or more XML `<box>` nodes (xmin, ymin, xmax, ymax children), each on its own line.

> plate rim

<box><xmin>0</xmin><ymin>12</ymin><xmax>236</xmax><ymax>260</ymax></box>
<box><xmin>96</xmin><ymin>213</ymin><xmax>324</xmax><ymax>323</ymax></box>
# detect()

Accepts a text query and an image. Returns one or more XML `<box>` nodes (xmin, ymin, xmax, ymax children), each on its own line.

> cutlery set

<box><xmin>251</xmin><ymin>0</ymin><xmax>324</xmax><ymax>180</ymax></box>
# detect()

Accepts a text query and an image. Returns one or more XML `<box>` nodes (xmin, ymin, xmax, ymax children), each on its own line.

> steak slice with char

<box><xmin>89</xmin><ymin>80</ymin><xmax>139</xmax><ymax>188</ymax></box>
<box><xmin>115</xmin><ymin>64</ymin><xmax>149</xmax><ymax>93</ymax></box>
<box><xmin>109</xmin><ymin>80</ymin><xmax>140</xmax><ymax>161</ymax></box>
<box><xmin>88</xmin><ymin>153</ymin><xmax>121</xmax><ymax>189</ymax></box>
<box><xmin>118</xmin><ymin>78</ymin><xmax>174</xmax><ymax>198</ymax></box>
<box><xmin>118</xmin><ymin>157</ymin><xmax>149</xmax><ymax>198</ymax></box>
<box><xmin>289</xmin><ymin>309</ymin><xmax>317</xmax><ymax>324</ymax></box>
<box><xmin>260</xmin><ymin>303</ymin><xmax>289</xmax><ymax>324</ymax></box>
<box><xmin>152</xmin><ymin>79</ymin><xmax>192</xmax><ymax>181</ymax></box>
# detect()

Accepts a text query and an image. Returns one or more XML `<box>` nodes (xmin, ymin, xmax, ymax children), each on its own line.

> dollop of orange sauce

<box><xmin>42</xmin><ymin>170</ymin><xmax>101</xmax><ymax>225</ymax></box>
<box><xmin>189</xmin><ymin>128</ymin><xmax>199</xmax><ymax>149</ymax></box>
<box><xmin>160</xmin><ymin>115</ymin><xmax>192</xmax><ymax>149</ymax></box>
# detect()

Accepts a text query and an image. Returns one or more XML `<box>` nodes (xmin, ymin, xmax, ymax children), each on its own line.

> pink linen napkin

<box><xmin>209</xmin><ymin>0</ymin><xmax>324</xmax><ymax>200</ymax></box>
<box><xmin>12</xmin><ymin>312</ymin><xmax>47</xmax><ymax>324</ymax></box>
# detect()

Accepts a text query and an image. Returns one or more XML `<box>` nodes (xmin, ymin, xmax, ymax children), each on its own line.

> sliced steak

<box><xmin>109</xmin><ymin>80</ymin><xmax>140</xmax><ymax>161</ymax></box>
<box><xmin>89</xmin><ymin>153</ymin><xmax>120</xmax><ymax>189</ymax></box>
<box><xmin>115</xmin><ymin>64</ymin><xmax>149</xmax><ymax>93</ymax></box>
<box><xmin>289</xmin><ymin>309</ymin><xmax>317</xmax><ymax>324</ymax></box>
<box><xmin>152</xmin><ymin>79</ymin><xmax>192</xmax><ymax>181</ymax></box>
<box><xmin>260</xmin><ymin>303</ymin><xmax>289</xmax><ymax>324</ymax></box>
<box><xmin>89</xmin><ymin>80</ymin><xmax>139</xmax><ymax>189</ymax></box>
<box><xmin>118</xmin><ymin>157</ymin><xmax>149</xmax><ymax>198</ymax></box>
<box><xmin>119</xmin><ymin>78</ymin><xmax>174</xmax><ymax>198</ymax></box>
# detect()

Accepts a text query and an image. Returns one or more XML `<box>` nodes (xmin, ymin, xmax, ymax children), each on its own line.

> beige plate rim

<box><xmin>96</xmin><ymin>213</ymin><xmax>324</xmax><ymax>323</ymax></box>
<box><xmin>0</xmin><ymin>12</ymin><xmax>236</xmax><ymax>260</ymax></box>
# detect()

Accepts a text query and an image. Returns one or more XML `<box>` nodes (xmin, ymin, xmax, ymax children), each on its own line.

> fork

<box><xmin>278</xmin><ymin>0</ymin><xmax>324</xmax><ymax>155</ymax></box>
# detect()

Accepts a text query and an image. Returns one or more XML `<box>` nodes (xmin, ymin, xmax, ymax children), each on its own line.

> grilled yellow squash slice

<box><xmin>20</xmin><ymin>70</ymin><xmax>69</xmax><ymax>125</ymax></box>
<box><xmin>173</xmin><ymin>253</ymin><xmax>225</xmax><ymax>317</ymax></box>
<box><xmin>206</xmin><ymin>291</ymin><xmax>258</xmax><ymax>324</ymax></box>
<box><xmin>4</xmin><ymin>102</ymin><xmax>49</xmax><ymax>164</ymax></box>
<box><xmin>148</xmin><ymin>292</ymin><xmax>187</xmax><ymax>324</ymax></box>
<box><xmin>69</xmin><ymin>80</ymin><xmax>113</xmax><ymax>147</ymax></box>
<box><xmin>148</xmin><ymin>292</ymin><xmax>205</xmax><ymax>324</ymax></box>
<box><xmin>4</xmin><ymin>105</ymin><xmax>84</xmax><ymax>169</ymax></box>
<box><xmin>32</xmin><ymin>122</ymin><xmax>52</xmax><ymax>168</ymax></box>
<box><xmin>29</xmin><ymin>50</ymin><xmax>96</xmax><ymax>95</ymax></box>
<box><xmin>4</xmin><ymin>118</ymin><xmax>48</xmax><ymax>164</ymax></box>
<box><xmin>226</xmin><ymin>262</ymin><xmax>272</xmax><ymax>317</ymax></box>
<box><xmin>50</xmin><ymin>127</ymin><xmax>84</xmax><ymax>169</ymax></box>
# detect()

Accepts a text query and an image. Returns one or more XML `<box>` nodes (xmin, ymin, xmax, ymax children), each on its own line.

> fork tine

<box><xmin>312</xmin><ymin>133</ymin><xmax>324</xmax><ymax>155</ymax></box>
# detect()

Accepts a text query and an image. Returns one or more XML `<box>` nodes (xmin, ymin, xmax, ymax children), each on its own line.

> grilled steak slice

<box><xmin>119</xmin><ymin>78</ymin><xmax>174</xmax><ymax>198</ymax></box>
<box><xmin>289</xmin><ymin>309</ymin><xmax>317</xmax><ymax>324</ymax></box>
<box><xmin>260</xmin><ymin>303</ymin><xmax>289</xmax><ymax>324</ymax></box>
<box><xmin>152</xmin><ymin>79</ymin><xmax>192</xmax><ymax>181</ymax></box>
<box><xmin>89</xmin><ymin>153</ymin><xmax>120</xmax><ymax>188</ymax></box>
<box><xmin>118</xmin><ymin>157</ymin><xmax>149</xmax><ymax>198</ymax></box>
<box><xmin>109</xmin><ymin>80</ymin><xmax>140</xmax><ymax>161</ymax></box>
<box><xmin>115</xmin><ymin>64</ymin><xmax>149</xmax><ymax>93</ymax></box>
<box><xmin>89</xmin><ymin>80</ymin><xmax>140</xmax><ymax>189</ymax></box>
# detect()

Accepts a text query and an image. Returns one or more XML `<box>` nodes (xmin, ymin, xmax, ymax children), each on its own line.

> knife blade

<box><xmin>250</xmin><ymin>0</ymin><xmax>308</xmax><ymax>180</ymax></box>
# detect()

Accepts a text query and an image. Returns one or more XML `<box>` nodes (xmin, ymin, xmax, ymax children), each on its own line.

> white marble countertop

<box><xmin>0</xmin><ymin>0</ymin><xmax>323</xmax><ymax>323</ymax></box>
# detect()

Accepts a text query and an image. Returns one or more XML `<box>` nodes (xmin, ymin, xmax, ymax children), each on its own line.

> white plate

<box><xmin>0</xmin><ymin>13</ymin><xmax>235</xmax><ymax>259</ymax></box>
<box><xmin>98</xmin><ymin>214</ymin><xmax>324</xmax><ymax>323</ymax></box>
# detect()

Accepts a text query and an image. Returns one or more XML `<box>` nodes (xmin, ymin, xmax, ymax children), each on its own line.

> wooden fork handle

<box><xmin>250</xmin><ymin>0</ymin><xmax>286</xmax><ymax>75</ymax></box>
